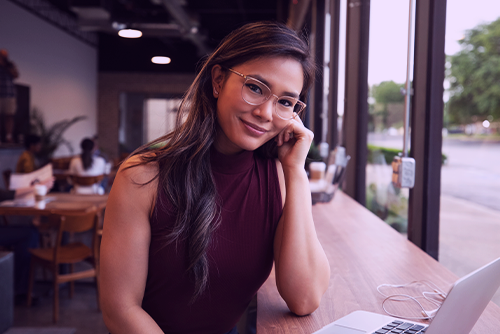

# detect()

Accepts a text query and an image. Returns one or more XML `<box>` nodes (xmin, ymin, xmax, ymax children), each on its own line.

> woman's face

<box><xmin>212</xmin><ymin>56</ymin><xmax>304</xmax><ymax>155</ymax></box>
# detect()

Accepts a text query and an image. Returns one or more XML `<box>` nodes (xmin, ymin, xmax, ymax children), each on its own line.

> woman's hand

<box><xmin>275</xmin><ymin>114</ymin><xmax>314</xmax><ymax>170</ymax></box>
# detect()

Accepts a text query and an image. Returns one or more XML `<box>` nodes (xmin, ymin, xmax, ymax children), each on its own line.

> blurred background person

<box><xmin>0</xmin><ymin>49</ymin><xmax>19</xmax><ymax>144</ymax></box>
<box><xmin>15</xmin><ymin>134</ymin><xmax>41</xmax><ymax>173</ymax></box>
<box><xmin>69</xmin><ymin>137</ymin><xmax>107</xmax><ymax>194</ymax></box>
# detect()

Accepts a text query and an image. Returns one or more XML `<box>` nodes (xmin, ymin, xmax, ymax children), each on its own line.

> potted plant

<box><xmin>30</xmin><ymin>108</ymin><xmax>87</xmax><ymax>165</ymax></box>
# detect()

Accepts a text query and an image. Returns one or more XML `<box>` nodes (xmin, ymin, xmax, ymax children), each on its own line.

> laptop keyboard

<box><xmin>372</xmin><ymin>320</ymin><xmax>428</xmax><ymax>334</ymax></box>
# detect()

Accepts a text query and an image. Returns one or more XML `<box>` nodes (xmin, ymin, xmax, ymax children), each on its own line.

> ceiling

<box><xmin>45</xmin><ymin>0</ymin><xmax>288</xmax><ymax>73</ymax></box>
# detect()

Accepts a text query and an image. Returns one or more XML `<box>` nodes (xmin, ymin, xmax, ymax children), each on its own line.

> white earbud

<box><xmin>214</xmin><ymin>87</ymin><xmax>219</xmax><ymax>95</ymax></box>
<box><xmin>421</xmin><ymin>308</ymin><xmax>439</xmax><ymax>318</ymax></box>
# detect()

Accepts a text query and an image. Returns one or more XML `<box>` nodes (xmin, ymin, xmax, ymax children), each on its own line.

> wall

<box><xmin>0</xmin><ymin>0</ymin><xmax>98</xmax><ymax>157</ymax></box>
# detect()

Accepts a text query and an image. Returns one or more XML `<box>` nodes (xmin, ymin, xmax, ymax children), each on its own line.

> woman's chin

<box><xmin>216</xmin><ymin>132</ymin><xmax>276</xmax><ymax>154</ymax></box>
<box><xmin>240</xmin><ymin>138</ymin><xmax>272</xmax><ymax>152</ymax></box>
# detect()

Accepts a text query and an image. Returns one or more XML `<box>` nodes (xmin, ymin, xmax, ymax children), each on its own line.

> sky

<box><xmin>334</xmin><ymin>0</ymin><xmax>500</xmax><ymax>115</ymax></box>
<box><xmin>367</xmin><ymin>0</ymin><xmax>500</xmax><ymax>85</ymax></box>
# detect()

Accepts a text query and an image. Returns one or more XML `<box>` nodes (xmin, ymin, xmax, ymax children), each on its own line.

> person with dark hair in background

<box><xmin>0</xmin><ymin>49</ymin><xmax>19</xmax><ymax>144</ymax></box>
<box><xmin>15</xmin><ymin>134</ymin><xmax>41</xmax><ymax>173</ymax></box>
<box><xmin>100</xmin><ymin>22</ymin><xmax>330</xmax><ymax>334</ymax></box>
<box><xmin>69</xmin><ymin>137</ymin><xmax>107</xmax><ymax>194</ymax></box>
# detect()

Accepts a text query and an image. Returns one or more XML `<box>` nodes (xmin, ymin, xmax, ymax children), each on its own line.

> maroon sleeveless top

<box><xmin>142</xmin><ymin>146</ymin><xmax>283</xmax><ymax>333</ymax></box>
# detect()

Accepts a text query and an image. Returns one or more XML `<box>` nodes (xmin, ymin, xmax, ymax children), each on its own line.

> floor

<box><xmin>11</xmin><ymin>281</ymin><xmax>107</xmax><ymax>334</ymax></box>
<box><xmin>439</xmin><ymin>194</ymin><xmax>500</xmax><ymax>307</ymax></box>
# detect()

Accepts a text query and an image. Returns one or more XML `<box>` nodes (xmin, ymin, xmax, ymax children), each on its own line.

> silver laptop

<box><xmin>313</xmin><ymin>257</ymin><xmax>500</xmax><ymax>334</ymax></box>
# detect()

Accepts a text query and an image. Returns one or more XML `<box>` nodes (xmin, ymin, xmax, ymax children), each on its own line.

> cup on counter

<box><xmin>34</xmin><ymin>184</ymin><xmax>48</xmax><ymax>201</ymax></box>
<box><xmin>34</xmin><ymin>200</ymin><xmax>46</xmax><ymax>209</ymax></box>
<box><xmin>309</xmin><ymin>162</ymin><xmax>326</xmax><ymax>181</ymax></box>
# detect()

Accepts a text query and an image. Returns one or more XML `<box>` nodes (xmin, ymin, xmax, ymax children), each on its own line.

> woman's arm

<box><xmin>273</xmin><ymin>118</ymin><xmax>330</xmax><ymax>316</ymax></box>
<box><xmin>100</xmin><ymin>156</ymin><xmax>164</xmax><ymax>333</ymax></box>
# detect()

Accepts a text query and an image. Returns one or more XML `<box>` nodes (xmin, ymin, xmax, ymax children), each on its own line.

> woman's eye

<box><xmin>246</xmin><ymin>83</ymin><xmax>263</xmax><ymax>95</ymax></box>
<box><xmin>278</xmin><ymin>98</ymin><xmax>294</xmax><ymax>108</ymax></box>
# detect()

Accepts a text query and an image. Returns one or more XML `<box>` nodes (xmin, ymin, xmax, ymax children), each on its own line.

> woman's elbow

<box><xmin>101</xmin><ymin>300</ymin><xmax>121</xmax><ymax>328</ymax></box>
<box><xmin>287</xmin><ymin>295</ymin><xmax>322</xmax><ymax>316</ymax></box>
<box><xmin>102</xmin><ymin>307</ymin><xmax>117</xmax><ymax>332</ymax></box>
<box><xmin>100</xmin><ymin>298</ymin><xmax>128</xmax><ymax>331</ymax></box>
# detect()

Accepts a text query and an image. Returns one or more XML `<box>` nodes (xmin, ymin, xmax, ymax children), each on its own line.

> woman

<box><xmin>69</xmin><ymin>138</ymin><xmax>107</xmax><ymax>194</ymax></box>
<box><xmin>100</xmin><ymin>22</ymin><xmax>330</xmax><ymax>334</ymax></box>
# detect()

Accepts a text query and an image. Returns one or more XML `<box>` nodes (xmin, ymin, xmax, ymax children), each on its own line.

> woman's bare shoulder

<box><xmin>108</xmin><ymin>154</ymin><xmax>160</xmax><ymax>216</ymax></box>
<box><xmin>118</xmin><ymin>153</ymin><xmax>159</xmax><ymax>187</ymax></box>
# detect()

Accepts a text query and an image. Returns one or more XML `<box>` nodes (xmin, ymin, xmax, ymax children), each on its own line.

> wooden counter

<box><xmin>257</xmin><ymin>191</ymin><xmax>500</xmax><ymax>333</ymax></box>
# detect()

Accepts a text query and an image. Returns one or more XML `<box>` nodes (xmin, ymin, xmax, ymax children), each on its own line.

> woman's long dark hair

<box><xmin>80</xmin><ymin>138</ymin><xmax>95</xmax><ymax>170</ymax></box>
<box><xmin>129</xmin><ymin>22</ymin><xmax>316</xmax><ymax>301</ymax></box>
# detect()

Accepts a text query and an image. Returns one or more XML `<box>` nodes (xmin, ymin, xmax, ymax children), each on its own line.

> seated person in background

<box><xmin>69</xmin><ymin>138</ymin><xmax>107</xmax><ymax>195</ymax></box>
<box><xmin>15</xmin><ymin>134</ymin><xmax>41</xmax><ymax>173</ymax></box>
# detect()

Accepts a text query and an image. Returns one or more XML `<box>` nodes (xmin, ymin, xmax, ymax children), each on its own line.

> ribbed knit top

<box><xmin>142</xmin><ymin>146</ymin><xmax>283</xmax><ymax>334</ymax></box>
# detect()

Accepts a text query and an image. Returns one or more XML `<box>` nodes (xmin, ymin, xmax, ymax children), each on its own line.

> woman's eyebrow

<box><xmin>250</xmin><ymin>74</ymin><xmax>300</xmax><ymax>98</ymax></box>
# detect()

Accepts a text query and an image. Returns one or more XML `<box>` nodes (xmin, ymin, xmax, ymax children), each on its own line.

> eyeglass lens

<box><xmin>242</xmin><ymin>78</ymin><xmax>304</xmax><ymax>119</ymax></box>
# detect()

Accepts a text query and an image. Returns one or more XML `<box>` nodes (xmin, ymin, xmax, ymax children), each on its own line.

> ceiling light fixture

<box><xmin>152</xmin><ymin>56</ymin><xmax>171</xmax><ymax>64</ymax></box>
<box><xmin>118</xmin><ymin>29</ymin><xmax>142</xmax><ymax>38</ymax></box>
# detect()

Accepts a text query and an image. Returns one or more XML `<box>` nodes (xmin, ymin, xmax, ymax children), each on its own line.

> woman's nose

<box><xmin>252</xmin><ymin>98</ymin><xmax>275</xmax><ymax>121</ymax></box>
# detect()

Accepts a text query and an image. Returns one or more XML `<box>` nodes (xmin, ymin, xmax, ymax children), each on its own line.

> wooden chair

<box><xmin>69</xmin><ymin>174</ymin><xmax>104</xmax><ymax>187</ymax></box>
<box><xmin>68</xmin><ymin>174</ymin><xmax>106</xmax><ymax>234</ymax></box>
<box><xmin>50</xmin><ymin>156</ymin><xmax>73</xmax><ymax>170</ymax></box>
<box><xmin>27</xmin><ymin>208</ymin><xmax>101</xmax><ymax>323</ymax></box>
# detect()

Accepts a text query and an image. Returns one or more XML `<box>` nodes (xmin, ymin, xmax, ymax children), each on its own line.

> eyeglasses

<box><xmin>226</xmin><ymin>68</ymin><xmax>306</xmax><ymax>121</ymax></box>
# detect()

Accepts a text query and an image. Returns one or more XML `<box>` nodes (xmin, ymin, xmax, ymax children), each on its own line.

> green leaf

<box><xmin>447</xmin><ymin>17</ymin><xmax>500</xmax><ymax>124</ymax></box>
<box><xmin>30</xmin><ymin>109</ymin><xmax>87</xmax><ymax>163</ymax></box>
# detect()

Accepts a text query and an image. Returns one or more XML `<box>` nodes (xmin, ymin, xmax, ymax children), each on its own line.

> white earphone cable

<box><xmin>377</xmin><ymin>280</ymin><xmax>447</xmax><ymax>320</ymax></box>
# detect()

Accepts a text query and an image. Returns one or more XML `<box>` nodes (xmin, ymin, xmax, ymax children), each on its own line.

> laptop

<box><xmin>313</xmin><ymin>256</ymin><xmax>500</xmax><ymax>334</ymax></box>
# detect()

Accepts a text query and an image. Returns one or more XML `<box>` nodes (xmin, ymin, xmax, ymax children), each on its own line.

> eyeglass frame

<box><xmin>225</xmin><ymin>67</ymin><xmax>307</xmax><ymax>120</ymax></box>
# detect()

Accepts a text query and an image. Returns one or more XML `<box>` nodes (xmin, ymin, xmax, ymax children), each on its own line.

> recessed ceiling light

<box><xmin>152</xmin><ymin>56</ymin><xmax>171</xmax><ymax>64</ymax></box>
<box><xmin>118</xmin><ymin>29</ymin><xmax>142</xmax><ymax>38</ymax></box>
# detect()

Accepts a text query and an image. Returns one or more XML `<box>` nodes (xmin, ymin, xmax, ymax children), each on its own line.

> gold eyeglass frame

<box><xmin>226</xmin><ymin>68</ymin><xmax>306</xmax><ymax>120</ymax></box>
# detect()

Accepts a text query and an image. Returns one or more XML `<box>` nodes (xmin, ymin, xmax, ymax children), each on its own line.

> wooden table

<box><xmin>257</xmin><ymin>191</ymin><xmax>500</xmax><ymax>333</ymax></box>
<box><xmin>0</xmin><ymin>193</ymin><xmax>108</xmax><ymax>216</ymax></box>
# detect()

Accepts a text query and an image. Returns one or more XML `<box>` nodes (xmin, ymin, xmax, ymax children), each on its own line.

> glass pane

<box><xmin>119</xmin><ymin>94</ymin><xmax>182</xmax><ymax>157</ymax></box>
<box><xmin>119</xmin><ymin>92</ymin><xmax>146</xmax><ymax>156</ymax></box>
<box><xmin>144</xmin><ymin>98</ymin><xmax>181</xmax><ymax>143</ymax></box>
<box><xmin>440</xmin><ymin>1</ymin><xmax>500</xmax><ymax>306</ymax></box>
<box><xmin>366</xmin><ymin>0</ymin><xmax>412</xmax><ymax>234</ymax></box>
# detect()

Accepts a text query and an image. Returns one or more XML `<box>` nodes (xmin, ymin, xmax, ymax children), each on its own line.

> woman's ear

<box><xmin>211</xmin><ymin>65</ymin><xmax>225</xmax><ymax>98</ymax></box>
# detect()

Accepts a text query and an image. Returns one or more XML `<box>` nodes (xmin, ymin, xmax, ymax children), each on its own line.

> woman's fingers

<box><xmin>277</xmin><ymin>122</ymin><xmax>294</xmax><ymax>146</ymax></box>
<box><xmin>284</xmin><ymin>127</ymin><xmax>294</xmax><ymax>143</ymax></box>
<box><xmin>276</xmin><ymin>115</ymin><xmax>310</xmax><ymax>147</ymax></box>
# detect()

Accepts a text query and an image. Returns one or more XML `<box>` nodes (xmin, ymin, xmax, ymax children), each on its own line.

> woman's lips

<box><xmin>241</xmin><ymin>119</ymin><xmax>268</xmax><ymax>136</ymax></box>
